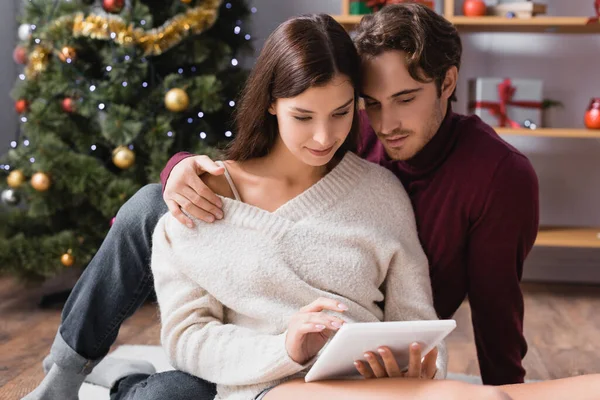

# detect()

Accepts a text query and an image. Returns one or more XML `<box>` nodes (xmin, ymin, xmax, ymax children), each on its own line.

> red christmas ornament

<box><xmin>102</xmin><ymin>0</ymin><xmax>125</xmax><ymax>13</ymax></box>
<box><xmin>13</xmin><ymin>46</ymin><xmax>28</xmax><ymax>65</ymax></box>
<box><xmin>585</xmin><ymin>98</ymin><xmax>600</xmax><ymax>129</ymax></box>
<box><xmin>62</xmin><ymin>97</ymin><xmax>76</xmax><ymax>113</ymax></box>
<box><xmin>110</xmin><ymin>217</ymin><xmax>116</xmax><ymax>226</ymax></box>
<box><xmin>463</xmin><ymin>0</ymin><xmax>487</xmax><ymax>17</ymax></box>
<box><xmin>15</xmin><ymin>99</ymin><xmax>28</xmax><ymax>114</ymax></box>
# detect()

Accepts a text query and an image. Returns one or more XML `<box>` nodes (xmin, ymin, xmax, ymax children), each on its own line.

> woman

<box><xmin>136</xmin><ymin>13</ymin><xmax>502</xmax><ymax>400</ymax></box>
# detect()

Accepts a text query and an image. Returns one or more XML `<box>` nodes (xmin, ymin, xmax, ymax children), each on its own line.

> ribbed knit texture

<box><xmin>151</xmin><ymin>152</ymin><xmax>447</xmax><ymax>400</ymax></box>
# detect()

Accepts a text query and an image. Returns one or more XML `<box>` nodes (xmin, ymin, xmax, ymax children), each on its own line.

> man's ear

<box><xmin>441</xmin><ymin>66</ymin><xmax>458</xmax><ymax>99</ymax></box>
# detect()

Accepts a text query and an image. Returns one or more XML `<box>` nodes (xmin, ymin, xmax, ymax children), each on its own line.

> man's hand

<box><xmin>354</xmin><ymin>343</ymin><xmax>438</xmax><ymax>379</ymax></box>
<box><xmin>163</xmin><ymin>155</ymin><xmax>225</xmax><ymax>227</ymax></box>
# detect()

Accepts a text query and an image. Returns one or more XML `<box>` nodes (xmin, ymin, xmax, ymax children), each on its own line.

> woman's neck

<box><xmin>240</xmin><ymin>139</ymin><xmax>329</xmax><ymax>188</ymax></box>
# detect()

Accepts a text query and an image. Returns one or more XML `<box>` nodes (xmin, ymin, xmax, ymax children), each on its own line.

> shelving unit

<box><xmin>334</xmin><ymin>0</ymin><xmax>600</xmax><ymax>249</ymax></box>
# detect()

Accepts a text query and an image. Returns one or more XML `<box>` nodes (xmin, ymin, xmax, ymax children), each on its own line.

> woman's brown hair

<box><xmin>226</xmin><ymin>14</ymin><xmax>361</xmax><ymax>161</ymax></box>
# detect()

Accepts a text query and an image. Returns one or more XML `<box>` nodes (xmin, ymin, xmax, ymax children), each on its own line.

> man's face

<box><xmin>361</xmin><ymin>50</ymin><xmax>450</xmax><ymax>161</ymax></box>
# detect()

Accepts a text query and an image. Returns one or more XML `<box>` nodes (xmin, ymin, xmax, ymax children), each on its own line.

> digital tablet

<box><xmin>304</xmin><ymin>319</ymin><xmax>456</xmax><ymax>382</ymax></box>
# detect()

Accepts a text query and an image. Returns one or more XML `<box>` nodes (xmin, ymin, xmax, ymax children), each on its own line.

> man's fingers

<box><xmin>354</xmin><ymin>361</ymin><xmax>374</xmax><ymax>379</ymax></box>
<box><xmin>422</xmin><ymin>347</ymin><xmax>439</xmax><ymax>379</ymax></box>
<box><xmin>181</xmin><ymin>186</ymin><xmax>223</xmax><ymax>219</ymax></box>
<box><xmin>166</xmin><ymin>199</ymin><xmax>194</xmax><ymax>228</ymax></box>
<box><xmin>193</xmin><ymin>155</ymin><xmax>225</xmax><ymax>176</ymax></box>
<box><xmin>187</xmin><ymin>177</ymin><xmax>224</xmax><ymax>210</ymax></box>
<box><xmin>377</xmin><ymin>347</ymin><xmax>403</xmax><ymax>377</ymax></box>
<box><xmin>300</xmin><ymin>297</ymin><xmax>348</xmax><ymax>314</ymax></box>
<box><xmin>364</xmin><ymin>352</ymin><xmax>387</xmax><ymax>379</ymax></box>
<box><xmin>406</xmin><ymin>342</ymin><xmax>422</xmax><ymax>378</ymax></box>
<box><xmin>171</xmin><ymin>193</ymin><xmax>216</xmax><ymax>224</ymax></box>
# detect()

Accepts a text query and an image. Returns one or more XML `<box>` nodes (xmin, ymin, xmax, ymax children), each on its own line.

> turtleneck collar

<box><xmin>395</xmin><ymin>104</ymin><xmax>460</xmax><ymax>175</ymax></box>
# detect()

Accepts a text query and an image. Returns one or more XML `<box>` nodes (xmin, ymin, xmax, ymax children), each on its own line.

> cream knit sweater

<box><xmin>151</xmin><ymin>152</ymin><xmax>447</xmax><ymax>400</ymax></box>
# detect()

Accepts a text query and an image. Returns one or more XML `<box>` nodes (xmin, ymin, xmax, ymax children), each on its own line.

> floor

<box><xmin>1</xmin><ymin>277</ymin><xmax>599</xmax><ymax>399</ymax></box>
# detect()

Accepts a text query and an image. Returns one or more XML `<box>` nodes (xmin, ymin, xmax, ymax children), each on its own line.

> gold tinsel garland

<box><xmin>25</xmin><ymin>0</ymin><xmax>222</xmax><ymax>78</ymax></box>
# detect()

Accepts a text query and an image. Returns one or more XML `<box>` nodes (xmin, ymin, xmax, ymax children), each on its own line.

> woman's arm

<box><xmin>150</xmin><ymin>216</ymin><xmax>307</xmax><ymax>386</ymax></box>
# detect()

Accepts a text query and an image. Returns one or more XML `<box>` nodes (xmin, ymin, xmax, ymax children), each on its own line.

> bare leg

<box><xmin>501</xmin><ymin>374</ymin><xmax>600</xmax><ymax>400</ymax></box>
<box><xmin>264</xmin><ymin>378</ymin><xmax>510</xmax><ymax>400</ymax></box>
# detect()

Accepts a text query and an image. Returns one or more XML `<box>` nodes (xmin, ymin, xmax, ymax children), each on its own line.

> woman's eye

<box><xmin>294</xmin><ymin>116</ymin><xmax>311</xmax><ymax>121</ymax></box>
<box><xmin>334</xmin><ymin>111</ymin><xmax>350</xmax><ymax>118</ymax></box>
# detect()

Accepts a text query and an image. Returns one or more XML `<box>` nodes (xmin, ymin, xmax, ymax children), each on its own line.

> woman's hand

<box><xmin>354</xmin><ymin>343</ymin><xmax>438</xmax><ymax>379</ymax></box>
<box><xmin>163</xmin><ymin>155</ymin><xmax>225</xmax><ymax>227</ymax></box>
<box><xmin>285</xmin><ymin>298</ymin><xmax>348</xmax><ymax>365</ymax></box>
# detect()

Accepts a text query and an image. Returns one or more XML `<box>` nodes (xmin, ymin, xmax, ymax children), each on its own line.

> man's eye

<box><xmin>399</xmin><ymin>98</ymin><xmax>415</xmax><ymax>104</ymax></box>
<box><xmin>365</xmin><ymin>102</ymin><xmax>380</xmax><ymax>109</ymax></box>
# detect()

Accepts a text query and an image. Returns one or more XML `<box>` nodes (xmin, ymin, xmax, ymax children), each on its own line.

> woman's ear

<box><xmin>268</xmin><ymin>102</ymin><xmax>276</xmax><ymax>115</ymax></box>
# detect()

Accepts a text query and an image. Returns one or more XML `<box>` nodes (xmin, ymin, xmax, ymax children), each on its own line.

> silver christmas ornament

<box><xmin>1</xmin><ymin>189</ymin><xmax>21</xmax><ymax>206</ymax></box>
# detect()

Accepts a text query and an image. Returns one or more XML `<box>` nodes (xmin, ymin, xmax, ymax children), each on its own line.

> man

<box><xmin>162</xmin><ymin>4</ymin><xmax>538</xmax><ymax>385</ymax></box>
<box><xmin>26</xmin><ymin>4</ymin><xmax>537</xmax><ymax>400</ymax></box>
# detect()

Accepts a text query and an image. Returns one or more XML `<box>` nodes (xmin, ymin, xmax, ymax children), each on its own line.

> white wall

<box><xmin>248</xmin><ymin>0</ymin><xmax>600</xmax><ymax>282</ymax></box>
<box><xmin>0</xmin><ymin>0</ymin><xmax>17</xmax><ymax>155</ymax></box>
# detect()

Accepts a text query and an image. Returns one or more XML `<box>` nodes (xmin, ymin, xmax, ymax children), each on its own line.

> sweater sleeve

<box><xmin>151</xmin><ymin>216</ymin><xmax>307</xmax><ymax>386</ymax></box>
<box><xmin>159</xmin><ymin>152</ymin><xmax>195</xmax><ymax>193</ymax></box>
<box><xmin>381</xmin><ymin>183</ymin><xmax>448</xmax><ymax>379</ymax></box>
<box><xmin>466</xmin><ymin>152</ymin><xmax>538</xmax><ymax>385</ymax></box>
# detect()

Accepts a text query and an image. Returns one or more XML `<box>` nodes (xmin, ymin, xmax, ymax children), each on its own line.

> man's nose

<box><xmin>380</xmin><ymin>109</ymin><xmax>400</xmax><ymax>135</ymax></box>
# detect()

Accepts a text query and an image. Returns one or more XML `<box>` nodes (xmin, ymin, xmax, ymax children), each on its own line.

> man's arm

<box><xmin>160</xmin><ymin>152</ymin><xmax>194</xmax><ymax>191</ymax></box>
<box><xmin>467</xmin><ymin>152</ymin><xmax>539</xmax><ymax>385</ymax></box>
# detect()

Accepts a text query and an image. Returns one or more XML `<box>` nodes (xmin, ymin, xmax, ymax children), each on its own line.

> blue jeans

<box><xmin>110</xmin><ymin>372</ymin><xmax>216</xmax><ymax>400</ymax></box>
<box><xmin>47</xmin><ymin>184</ymin><xmax>217</xmax><ymax>397</ymax></box>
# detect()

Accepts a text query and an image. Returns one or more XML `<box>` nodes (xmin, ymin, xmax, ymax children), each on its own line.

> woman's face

<box><xmin>269</xmin><ymin>74</ymin><xmax>355</xmax><ymax>167</ymax></box>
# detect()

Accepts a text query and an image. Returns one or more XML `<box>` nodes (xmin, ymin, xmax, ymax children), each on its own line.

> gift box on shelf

<box><xmin>468</xmin><ymin>78</ymin><xmax>544</xmax><ymax>128</ymax></box>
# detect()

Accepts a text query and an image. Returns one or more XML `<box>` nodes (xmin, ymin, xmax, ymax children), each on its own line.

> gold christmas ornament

<box><xmin>181</xmin><ymin>0</ymin><xmax>193</xmax><ymax>3</ymax></box>
<box><xmin>7</xmin><ymin>170</ymin><xmax>26</xmax><ymax>188</ymax></box>
<box><xmin>58</xmin><ymin>46</ymin><xmax>77</xmax><ymax>63</ymax></box>
<box><xmin>165</xmin><ymin>88</ymin><xmax>190</xmax><ymax>112</ymax></box>
<box><xmin>112</xmin><ymin>146</ymin><xmax>136</xmax><ymax>169</ymax></box>
<box><xmin>61</xmin><ymin>250</ymin><xmax>75</xmax><ymax>267</ymax></box>
<box><xmin>31</xmin><ymin>172</ymin><xmax>52</xmax><ymax>192</ymax></box>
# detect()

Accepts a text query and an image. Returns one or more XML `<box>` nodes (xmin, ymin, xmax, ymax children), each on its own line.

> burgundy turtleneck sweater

<box><xmin>159</xmin><ymin>109</ymin><xmax>539</xmax><ymax>385</ymax></box>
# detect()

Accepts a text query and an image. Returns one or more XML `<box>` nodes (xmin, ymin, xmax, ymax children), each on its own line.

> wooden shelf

<box><xmin>495</xmin><ymin>128</ymin><xmax>600</xmax><ymax>138</ymax></box>
<box><xmin>449</xmin><ymin>16</ymin><xmax>600</xmax><ymax>34</ymax></box>
<box><xmin>536</xmin><ymin>228</ymin><xmax>600</xmax><ymax>248</ymax></box>
<box><xmin>332</xmin><ymin>15</ymin><xmax>600</xmax><ymax>34</ymax></box>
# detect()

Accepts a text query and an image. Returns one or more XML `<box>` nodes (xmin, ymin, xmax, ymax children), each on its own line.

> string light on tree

<box><xmin>229</xmin><ymin>100</ymin><xmax>235</xmax><ymax>107</ymax></box>
<box><xmin>112</xmin><ymin>146</ymin><xmax>136</xmax><ymax>169</ymax></box>
<box><xmin>225</xmin><ymin>131</ymin><xmax>232</xmax><ymax>138</ymax></box>
<box><xmin>31</xmin><ymin>172</ymin><xmax>51</xmax><ymax>192</ymax></box>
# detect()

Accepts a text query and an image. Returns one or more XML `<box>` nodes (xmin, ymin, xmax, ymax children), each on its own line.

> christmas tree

<box><xmin>0</xmin><ymin>0</ymin><xmax>252</xmax><ymax>281</ymax></box>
